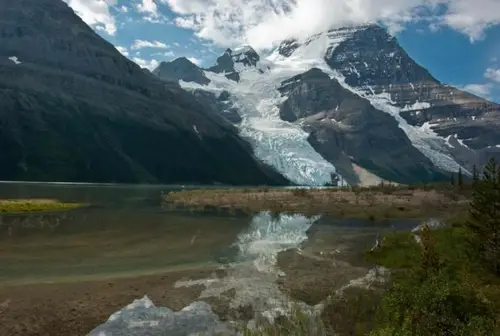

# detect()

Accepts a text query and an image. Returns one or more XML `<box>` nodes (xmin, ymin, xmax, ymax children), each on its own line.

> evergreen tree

<box><xmin>458</xmin><ymin>167</ymin><xmax>463</xmax><ymax>188</ymax></box>
<box><xmin>420</xmin><ymin>222</ymin><xmax>441</xmax><ymax>277</ymax></box>
<box><xmin>466</xmin><ymin>157</ymin><xmax>500</xmax><ymax>275</ymax></box>
<box><xmin>472</xmin><ymin>165</ymin><xmax>479</xmax><ymax>187</ymax></box>
<box><xmin>450</xmin><ymin>173</ymin><xmax>455</xmax><ymax>186</ymax></box>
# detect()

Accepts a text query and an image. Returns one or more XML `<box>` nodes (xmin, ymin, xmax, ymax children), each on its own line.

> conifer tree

<box><xmin>458</xmin><ymin>167</ymin><xmax>463</xmax><ymax>188</ymax></box>
<box><xmin>466</xmin><ymin>157</ymin><xmax>500</xmax><ymax>275</ymax></box>
<box><xmin>450</xmin><ymin>173</ymin><xmax>455</xmax><ymax>186</ymax></box>
<box><xmin>472</xmin><ymin>165</ymin><xmax>479</xmax><ymax>187</ymax></box>
<box><xmin>419</xmin><ymin>222</ymin><xmax>441</xmax><ymax>278</ymax></box>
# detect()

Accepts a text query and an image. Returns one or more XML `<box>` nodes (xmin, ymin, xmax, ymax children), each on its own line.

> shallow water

<box><xmin>0</xmin><ymin>183</ymin><xmax>251</xmax><ymax>284</ymax></box>
<box><xmin>0</xmin><ymin>182</ymin><xmax>421</xmax><ymax>335</ymax></box>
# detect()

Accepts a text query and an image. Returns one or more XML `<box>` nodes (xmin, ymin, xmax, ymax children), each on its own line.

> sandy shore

<box><xmin>0</xmin><ymin>267</ymin><xmax>220</xmax><ymax>336</ymax></box>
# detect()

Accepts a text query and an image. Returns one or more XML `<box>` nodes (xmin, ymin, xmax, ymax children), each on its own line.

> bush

<box><xmin>371</xmin><ymin>269</ymin><xmax>495</xmax><ymax>336</ymax></box>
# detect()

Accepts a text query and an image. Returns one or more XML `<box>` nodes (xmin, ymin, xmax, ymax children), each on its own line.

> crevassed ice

<box><xmin>182</xmin><ymin>63</ymin><xmax>341</xmax><ymax>186</ymax></box>
<box><xmin>181</xmin><ymin>33</ymin><xmax>358</xmax><ymax>186</ymax></box>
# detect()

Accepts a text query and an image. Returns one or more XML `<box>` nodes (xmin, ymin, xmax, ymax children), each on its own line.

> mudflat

<box><xmin>0</xmin><ymin>267</ymin><xmax>216</xmax><ymax>336</ymax></box>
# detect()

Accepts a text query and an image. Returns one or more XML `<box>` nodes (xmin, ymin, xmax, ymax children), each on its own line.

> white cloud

<box><xmin>485</xmin><ymin>68</ymin><xmax>500</xmax><ymax>82</ymax></box>
<box><xmin>163</xmin><ymin>51</ymin><xmax>176</xmax><ymax>57</ymax></box>
<box><xmin>174</xmin><ymin>17</ymin><xmax>198</xmax><ymax>29</ymax></box>
<box><xmin>152</xmin><ymin>51</ymin><xmax>176</xmax><ymax>57</ymax></box>
<box><xmin>462</xmin><ymin>83</ymin><xmax>493</xmax><ymax>99</ymax></box>
<box><xmin>164</xmin><ymin>0</ymin><xmax>500</xmax><ymax>50</ymax></box>
<box><xmin>132</xmin><ymin>57</ymin><xmax>160</xmax><ymax>70</ymax></box>
<box><xmin>187</xmin><ymin>57</ymin><xmax>202</xmax><ymax>66</ymax></box>
<box><xmin>137</xmin><ymin>0</ymin><xmax>158</xmax><ymax>17</ymax></box>
<box><xmin>115</xmin><ymin>46</ymin><xmax>129</xmax><ymax>57</ymax></box>
<box><xmin>118</xmin><ymin>5</ymin><xmax>128</xmax><ymax>13</ymax></box>
<box><xmin>131</xmin><ymin>39</ymin><xmax>170</xmax><ymax>50</ymax></box>
<box><xmin>64</xmin><ymin>0</ymin><xmax>117</xmax><ymax>35</ymax></box>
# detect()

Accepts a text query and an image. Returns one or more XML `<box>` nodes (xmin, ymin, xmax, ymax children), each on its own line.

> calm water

<box><xmin>0</xmin><ymin>182</ymin><xmax>419</xmax><ymax>285</ymax></box>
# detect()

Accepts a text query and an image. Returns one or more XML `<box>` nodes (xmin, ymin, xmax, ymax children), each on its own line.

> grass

<box><xmin>0</xmin><ymin>199</ymin><xmax>87</xmax><ymax>213</ymax></box>
<box><xmin>164</xmin><ymin>183</ymin><xmax>470</xmax><ymax>220</ymax></box>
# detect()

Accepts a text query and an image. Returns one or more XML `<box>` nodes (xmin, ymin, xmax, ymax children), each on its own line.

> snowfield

<box><xmin>181</xmin><ymin>25</ymin><xmax>463</xmax><ymax>185</ymax></box>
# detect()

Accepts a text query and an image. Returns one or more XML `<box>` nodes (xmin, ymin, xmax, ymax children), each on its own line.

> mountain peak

<box><xmin>228</xmin><ymin>45</ymin><xmax>260</xmax><ymax>67</ymax></box>
<box><xmin>153</xmin><ymin>57</ymin><xmax>210</xmax><ymax>85</ymax></box>
<box><xmin>276</xmin><ymin>24</ymin><xmax>381</xmax><ymax>58</ymax></box>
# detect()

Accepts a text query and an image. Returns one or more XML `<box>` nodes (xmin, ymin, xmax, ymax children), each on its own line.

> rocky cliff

<box><xmin>155</xmin><ymin>24</ymin><xmax>500</xmax><ymax>185</ymax></box>
<box><xmin>0</xmin><ymin>0</ymin><xmax>288</xmax><ymax>185</ymax></box>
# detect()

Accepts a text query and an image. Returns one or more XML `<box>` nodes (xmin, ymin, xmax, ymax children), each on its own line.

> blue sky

<box><xmin>65</xmin><ymin>0</ymin><xmax>500</xmax><ymax>103</ymax></box>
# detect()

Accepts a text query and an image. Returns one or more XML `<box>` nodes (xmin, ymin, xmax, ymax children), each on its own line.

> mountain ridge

<box><xmin>154</xmin><ymin>24</ymin><xmax>500</xmax><ymax>185</ymax></box>
<box><xmin>0</xmin><ymin>0</ymin><xmax>289</xmax><ymax>185</ymax></box>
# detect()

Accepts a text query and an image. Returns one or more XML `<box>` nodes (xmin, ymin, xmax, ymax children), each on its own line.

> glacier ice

<box><xmin>179</xmin><ymin>30</ymin><xmax>363</xmax><ymax>186</ymax></box>
<box><xmin>181</xmin><ymin>62</ymin><xmax>342</xmax><ymax>186</ymax></box>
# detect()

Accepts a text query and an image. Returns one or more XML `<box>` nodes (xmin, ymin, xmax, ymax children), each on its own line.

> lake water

<box><xmin>0</xmin><ymin>182</ymin><xmax>420</xmax><ymax>335</ymax></box>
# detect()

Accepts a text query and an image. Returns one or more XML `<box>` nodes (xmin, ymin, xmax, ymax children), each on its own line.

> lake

<box><xmin>0</xmin><ymin>182</ymin><xmax>419</xmax><ymax>335</ymax></box>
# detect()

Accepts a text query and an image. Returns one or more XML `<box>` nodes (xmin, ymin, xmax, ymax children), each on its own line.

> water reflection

<box><xmin>90</xmin><ymin>212</ymin><xmax>319</xmax><ymax>335</ymax></box>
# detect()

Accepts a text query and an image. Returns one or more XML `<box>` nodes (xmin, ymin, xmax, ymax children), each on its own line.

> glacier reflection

<box><xmin>88</xmin><ymin>212</ymin><xmax>319</xmax><ymax>336</ymax></box>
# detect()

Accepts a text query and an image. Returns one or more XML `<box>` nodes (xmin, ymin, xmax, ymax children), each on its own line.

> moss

<box><xmin>0</xmin><ymin>199</ymin><xmax>87</xmax><ymax>213</ymax></box>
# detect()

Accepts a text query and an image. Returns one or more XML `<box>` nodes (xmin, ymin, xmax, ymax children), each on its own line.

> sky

<box><xmin>64</xmin><ymin>0</ymin><xmax>500</xmax><ymax>103</ymax></box>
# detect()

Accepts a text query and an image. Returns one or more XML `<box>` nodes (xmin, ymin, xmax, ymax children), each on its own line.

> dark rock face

<box><xmin>207</xmin><ymin>46</ymin><xmax>260</xmax><ymax>82</ymax></box>
<box><xmin>230</xmin><ymin>46</ymin><xmax>260</xmax><ymax>66</ymax></box>
<box><xmin>190</xmin><ymin>90</ymin><xmax>242</xmax><ymax>124</ymax></box>
<box><xmin>153</xmin><ymin>57</ymin><xmax>210</xmax><ymax>85</ymax></box>
<box><xmin>0</xmin><ymin>0</ymin><xmax>288</xmax><ymax>185</ymax></box>
<box><xmin>207</xmin><ymin>49</ymin><xmax>240</xmax><ymax>82</ymax></box>
<box><xmin>277</xmin><ymin>39</ymin><xmax>301</xmax><ymax>57</ymax></box>
<box><xmin>323</xmin><ymin>24</ymin><xmax>500</xmax><ymax>170</ymax></box>
<box><xmin>277</xmin><ymin>68</ymin><xmax>446</xmax><ymax>184</ymax></box>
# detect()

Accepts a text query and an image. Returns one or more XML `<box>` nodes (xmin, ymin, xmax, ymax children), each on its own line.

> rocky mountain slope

<box><xmin>154</xmin><ymin>24</ymin><xmax>500</xmax><ymax>185</ymax></box>
<box><xmin>0</xmin><ymin>0</ymin><xmax>288</xmax><ymax>185</ymax></box>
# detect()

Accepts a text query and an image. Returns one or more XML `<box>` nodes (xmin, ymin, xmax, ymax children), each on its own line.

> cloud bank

<box><xmin>165</xmin><ymin>0</ymin><xmax>500</xmax><ymax>49</ymax></box>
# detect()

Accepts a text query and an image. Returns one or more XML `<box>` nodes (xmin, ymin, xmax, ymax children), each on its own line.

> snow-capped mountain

<box><xmin>153</xmin><ymin>24</ymin><xmax>500</xmax><ymax>186</ymax></box>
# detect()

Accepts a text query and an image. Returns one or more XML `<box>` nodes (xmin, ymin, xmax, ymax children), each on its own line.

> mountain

<box><xmin>154</xmin><ymin>24</ymin><xmax>500</xmax><ymax>186</ymax></box>
<box><xmin>153</xmin><ymin>57</ymin><xmax>210</xmax><ymax>85</ymax></box>
<box><xmin>0</xmin><ymin>0</ymin><xmax>288</xmax><ymax>185</ymax></box>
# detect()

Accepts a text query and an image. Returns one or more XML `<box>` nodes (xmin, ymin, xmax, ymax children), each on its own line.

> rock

<box><xmin>278</xmin><ymin>68</ymin><xmax>447</xmax><ymax>185</ymax></box>
<box><xmin>0</xmin><ymin>0</ymin><xmax>288</xmax><ymax>186</ymax></box>
<box><xmin>153</xmin><ymin>57</ymin><xmax>210</xmax><ymax>85</ymax></box>
<box><xmin>88</xmin><ymin>296</ymin><xmax>231</xmax><ymax>336</ymax></box>
<box><xmin>325</xmin><ymin>24</ymin><xmax>500</xmax><ymax>171</ymax></box>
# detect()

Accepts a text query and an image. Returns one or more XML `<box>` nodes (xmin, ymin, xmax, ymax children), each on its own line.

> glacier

<box><xmin>182</xmin><ymin>24</ymin><xmax>464</xmax><ymax>185</ymax></box>
<box><xmin>179</xmin><ymin>29</ymin><xmax>371</xmax><ymax>186</ymax></box>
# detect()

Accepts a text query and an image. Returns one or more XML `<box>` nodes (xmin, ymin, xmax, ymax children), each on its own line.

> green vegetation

<box><xmin>0</xmin><ymin>199</ymin><xmax>86</xmax><ymax>213</ymax></box>
<box><xmin>367</xmin><ymin>158</ymin><xmax>500</xmax><ymax>335</ymax></box>
<box><xmin>241</xmin><ymin>159</ymin><xmax>500</xmax><ymax>335</ymax></box>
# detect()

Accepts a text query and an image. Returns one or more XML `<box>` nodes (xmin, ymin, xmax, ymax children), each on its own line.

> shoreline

<box><xmin>164</xmin><ymin>185</ymin><xmax>470</xmax><ymax>220</ymax></box>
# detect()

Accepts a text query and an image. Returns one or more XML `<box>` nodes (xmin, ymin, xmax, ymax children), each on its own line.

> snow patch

<box><xmin>331</xmin><ymin>74</ymin><xmax>464</xmax><ymax>173</ymax></box>
<box><xmin>401</xmin><ymin>101</ymin><xmax>431</xmax><ymax>111</ymax></box>
<box><xmin>8</xmin><ymin>56</ymin><xmax>21</xmax><ymax>65</ymax></box>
